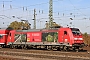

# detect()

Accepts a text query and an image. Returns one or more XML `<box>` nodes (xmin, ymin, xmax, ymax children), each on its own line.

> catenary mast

<box><xmin>49</xmin><ymin>0</ymin><xmax>53</xmax><ymax>28</ymax></box>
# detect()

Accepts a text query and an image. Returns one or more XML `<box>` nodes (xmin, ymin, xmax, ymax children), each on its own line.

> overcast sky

<box><xmin>0</xmin><ymin>0</ymin><xmax>90</xmax><ymax>33</ymax></box>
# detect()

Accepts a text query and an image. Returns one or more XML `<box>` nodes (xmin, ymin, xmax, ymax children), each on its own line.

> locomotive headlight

<box><xmin>74</xmin><ymin>38</ymin><xmax>78</xmax><ymax>40</ymax></box>
<box><xmin>74</xmin><ymin>38</ymin><xmax>83</xmax><ymax>40</ymax></box>
<box><xmin>78</xmin><ymin>38</ymin><xmax>83</xmax><ymax>40</ymax></box>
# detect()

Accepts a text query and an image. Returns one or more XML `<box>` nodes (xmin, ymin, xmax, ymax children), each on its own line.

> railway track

<box><xmin>0</xmin><ymin>48</ymin><xmax>90</xmax><ymax>60</ymax></box>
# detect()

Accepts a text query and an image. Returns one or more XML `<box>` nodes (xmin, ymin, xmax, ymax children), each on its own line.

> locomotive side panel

<box><xmin>7</xmin><ymin>30</ymin><xmax>17</xmax><ymax>45</ymax></box>
<box><xmin>27</xmin><ymin>32</ymin><xmax>41</xmax><ymax>42</ymax></box>
<box><xmin>58</xmin><ymin>28</ymin><xmax>72</xmax><ymax>46</ymax></box>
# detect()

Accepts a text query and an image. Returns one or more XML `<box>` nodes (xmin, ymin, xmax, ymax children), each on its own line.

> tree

<box><xmin>82</xmin><ymin>32</ymin><xmax>90</xmax><ymax>46</ymax></box>
<box><xmin>45</xmin><ymin>22</ymin><xmax>61</xmax><ymax>29</ymax></box>
<box><xmin>8</xmin><ymin>21</ymin><xmax>31</xmax><ymax>30</ymax></box>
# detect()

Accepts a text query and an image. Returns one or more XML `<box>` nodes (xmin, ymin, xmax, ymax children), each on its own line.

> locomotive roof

<box><xmin>16</xmin><ymin>29</ymin><xmax>41</xmax><ymax>32</ymax></box>
<box><xmin>16</xmin><ymin>28</ymin><xmax>59</xmax><ymax>32</ymax></box>
<box><xmin>70</xmin><ymin>28</ymin><xmax>79</xmax><ymax>31</ymax></box>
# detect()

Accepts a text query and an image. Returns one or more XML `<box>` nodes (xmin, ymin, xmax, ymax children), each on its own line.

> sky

<box><xmin>0</xmin><ymin>0</ymin><xmax>90</xmax><ymax>33</ymax></box>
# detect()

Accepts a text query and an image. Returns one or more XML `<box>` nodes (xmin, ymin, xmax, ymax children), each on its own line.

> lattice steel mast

<box><xmin>49</xmin><ymin>0</ymin><xmax>53</xmax><ymax>28</ymax></box>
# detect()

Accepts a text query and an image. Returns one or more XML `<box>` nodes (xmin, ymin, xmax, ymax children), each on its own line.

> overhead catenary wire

<box><xmin>0</xmin><ymin>0</ymin><xmax>90</xmax><ymax>14</ymax></box>
<box><xmin>0</xmin><ymin>0</ymin><xmax>90</xmax><ymax>21</ymax></box>
<box><xmin>68</xmin><ymin>0</ymin><xmax>87</xmax><ymax>17</ymax></box>
<box><xmin>0</xmin><ymin>0</ymin><xmax>62</xmax><ymax>12</ymax></box>
<box><xmin>0</xmin><ymin>0</ymin><xmax>90</xmax><ymax>19</ymax></box>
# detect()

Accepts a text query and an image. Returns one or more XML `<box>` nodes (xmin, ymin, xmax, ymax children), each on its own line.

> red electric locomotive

<box><xmin>0</xmin><ymin>27</ymin><xmax>85</xmax><ymax>51</ymax></box>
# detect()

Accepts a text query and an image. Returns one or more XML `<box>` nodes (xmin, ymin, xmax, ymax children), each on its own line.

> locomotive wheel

<box><xmin>73</xmin><ymin>48</ymin><xmax>79</xmax><ymax>52</ymax></box>
<box><xmin>63</xmin><ymin>46</ymin><xmax>68</xmax><ymax>51</ymax></box>
<box><xmin>1</xmin><ymin>45</ymin><xmax>4</xmax><ymax>48</ymax></box>
<box><xmin>23</xmin><ymin>45</ymin><xmax>27</xmax><ymax>49</ymax></box>
<box><xmin>57</xmin><ymin>47</ymin><xmax>61</xmax><ymax>51</ymax></box>
<box><xmin>76</xmin><ymin>49</ymin><xmax>79</xmax><ymax>52</ymax></box>
<box><xmin>21</xmin><ymin>45</ymin><xmax>24</xmax><ymax>49</ymax></box>
<box><xmin>73</xmin><ymin>47</ymin><xmax>79</xmax><ymax>52</ymax></box>
<box><xmin>51</xmin><ymin>46</ymin><xmax>58</xmax><ymax>51</ymax></box>
<box><xmin>0</xmin><ymin>45</ymin><xmax>3</xmax><ymax>49</ymax></box>
<box><xmin>47</xmin><ymin>46</ymin><xmax>52</xmax><ymax>50</ymax></box>
<box><xmin>10</xmin><ymin>45</ymin><xmax>14</xmax><ymax>49</ymax></box>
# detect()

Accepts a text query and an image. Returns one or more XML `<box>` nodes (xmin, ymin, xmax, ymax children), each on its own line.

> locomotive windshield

<box><xmin>70</xmin><ymin>28</ymin><xmax>81</xmax><ymax>35</ymax></box>
<box><xmin>0</xmin><ymin>35</ymin><xmax>3</xmax><ymax>39</ymax></box>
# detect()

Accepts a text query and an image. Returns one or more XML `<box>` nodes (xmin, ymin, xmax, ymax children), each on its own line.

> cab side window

<box><xmin>9</xmin><ymin>33</ymin><xmax>11</xmax><ymax>36</ymax></box>
<box><xmin>0</xmin><ymin>35</ymin><xmax>3</xmax><ymax>39</ymax></box>
<box><xmin>64</xmin><ymin>31</ymin><xmax>67</xmax><ymax>35</ymax></box>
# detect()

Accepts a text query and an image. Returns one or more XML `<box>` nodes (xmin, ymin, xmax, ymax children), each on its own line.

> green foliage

<box><xmin>8</xmin><ymin>21</ymin><xmax>31</xmax><ymax>30</ymax></box>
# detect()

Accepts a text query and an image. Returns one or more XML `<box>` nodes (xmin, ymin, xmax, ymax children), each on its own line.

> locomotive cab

<box><xmin>71</xmin><ymin>28</ymin><xmax>85</xmax><ymax>50</ymax></box>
